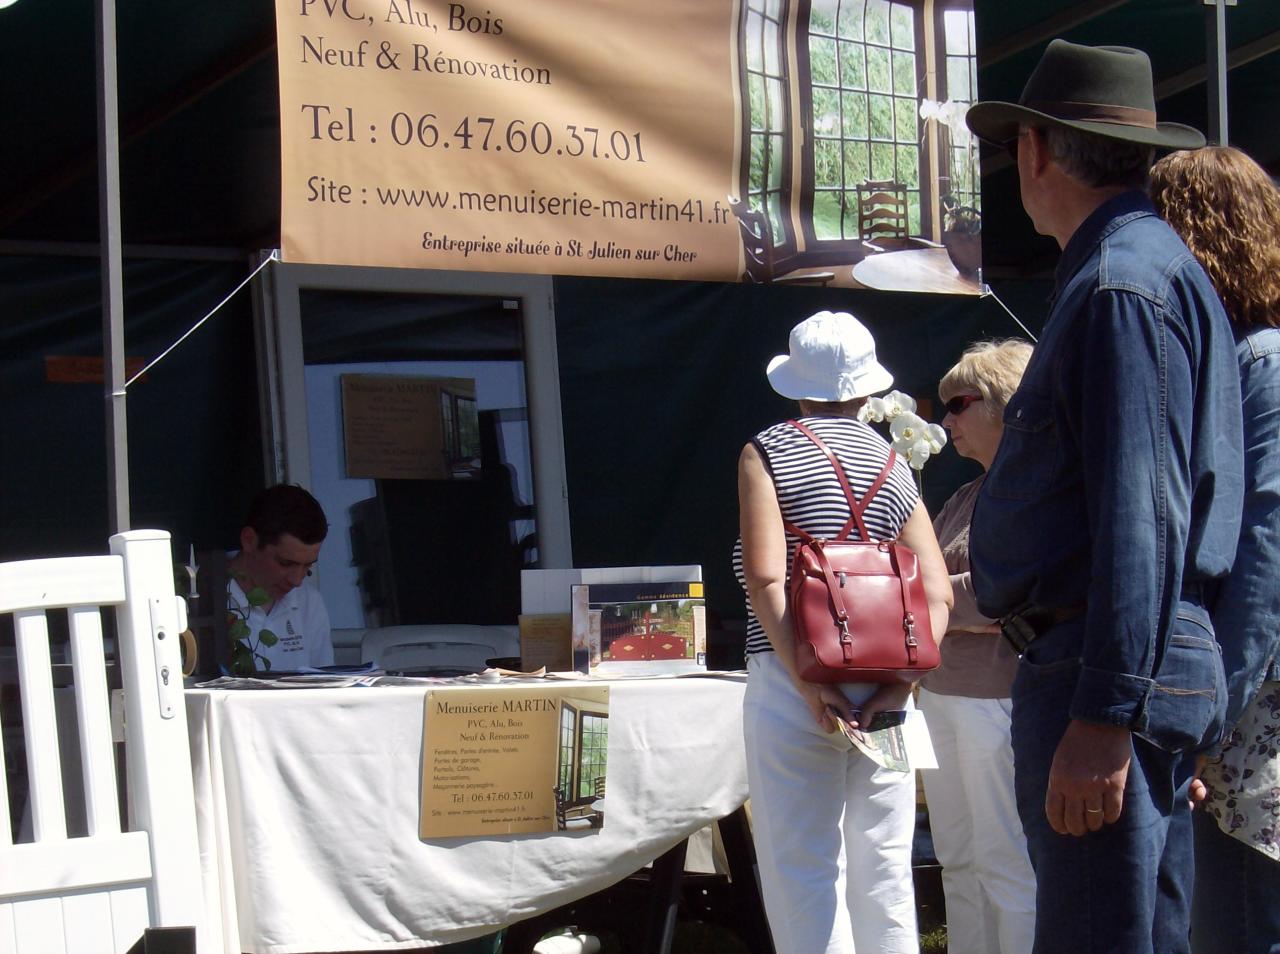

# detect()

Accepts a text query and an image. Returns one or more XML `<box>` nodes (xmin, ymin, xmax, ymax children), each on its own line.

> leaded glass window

<box><xmin>808</xmin><ymin>0</ymin><xmax>921</xmax><ymax>240</ymax></box>
<box><xmin>556</xmin><ymin>702</ymin><xmax>609</xmax><ymax>805</ymax></box>
<box><xmin>576</xmin><ymin>712</ymin><xmax>608</xmax><ymax>800</ymax></box>
<box><xmin>557</xmin><ymin>703</ymin><xmax>576</xmax><ymax>794</ymax></box>
<box><xmin>941</xmin><ymin>6</ymin><xmax>980</xmax><ymax>214</ymax></box>
<box><xmin>743</xmin><ymin>0</ymin><xmax>790</xmax><ymax>246</ymax></box>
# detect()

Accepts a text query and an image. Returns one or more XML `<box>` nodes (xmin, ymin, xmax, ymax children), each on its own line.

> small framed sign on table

<box><xmin>420</xmin><ymin>684</ymin><xmax>610</xmax><ymax>838</ymax></box>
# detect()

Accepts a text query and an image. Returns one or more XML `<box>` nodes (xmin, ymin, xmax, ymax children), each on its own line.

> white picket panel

<box><xmin>8</xmin><ymin>897</ymin><xmax>66</xmax><ymax>954</ymax></box>
<box><xmin>0</xmin><ymin>704</ymin><xmax>10</xmax><ymax>851</ymax></box>
<box><xmin>0</xmin><ymin>903</ymin><xmax>15</xmax><ymax>954</ymax></box>
<box><xmin>109</xmin><ymin>531</ymin><xmax>203</xmax><ymax>932</ymax></box>
<box><xmin>13</xmin><ymin>610</ymin><xmax>66</xmax><ymax>844</ymax></box>
<box><xmin>0</xmin><ymin>531</ymin><xmax>203</xmax><ymax>953</ymax></box>
<box><xmin>68</xmin><ymin>605</ymin><xmax>120</xmax><ymax>836</ymax></box>
<box><xmin>61</xmin><ymin>891</ymin><xmax>115</xmax><ymax>954</ymax></box>
<box><xmin>107</xmin><ymin>887</ymin><xmax>154</xmax><ymax>954</ymax></box>
<box><xmin>0</xmin><ymin>834</ymin><xmax>151</xmax><ymax>897</ymax></box>
<box><xmin>0</xmin><ymin>888</ymin><xmax>151</xmax><ymax>954</ymax></box>
<box><xmin>0</xmin><ymin>557</ymin><xmax>124</xmax><ymax>613</ymax></box>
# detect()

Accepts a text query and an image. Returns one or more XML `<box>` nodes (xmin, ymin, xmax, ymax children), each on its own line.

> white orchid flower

<box><xmin>860</xmin><ymin>396</ymin><xmax>887</xmax><ymax>423</ymax></box>
<box><xmin>908</xmin><ymin>439</ymin><xmax>933</xmax><ymax>469</ymax></box>
<box><xmin>862</xmin><ymin>392</ymin><xmax>944</xmax><ymax>474</ymax></box>
<box><xmin>919</xmin><ymin>98</ymin><xmax>944</xmax><ymax>122</ymax></box>
<box><xmin>890</xmin><ymin>412</ymin><xmax>927</xmax><ymax>453</ymax></box>
<box><xmin>881</xmin><ymin>390</ymin><xmax>917</xmax><ymax>419</ymax></box>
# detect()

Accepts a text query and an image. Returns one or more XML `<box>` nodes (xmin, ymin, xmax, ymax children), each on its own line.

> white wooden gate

<box><xmin>0</xmin><ymin>530</ymin><xmax>203</xmax><ymax>953</ymax></box>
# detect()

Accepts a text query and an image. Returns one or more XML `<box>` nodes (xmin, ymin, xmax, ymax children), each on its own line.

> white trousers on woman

<box><xmin>744</xmin><ymin>652</ymin><xmax>919</xmax><ymax>954</ymax></box>
<box><xmin>917</xmin><ymin>688</ymin><xmax>1036</xmax><ymax>954</ymax></box>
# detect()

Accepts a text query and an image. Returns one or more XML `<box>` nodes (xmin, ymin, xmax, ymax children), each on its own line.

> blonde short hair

<box><xmin>938</xmin><ymin>339</ymin><xmax>1033</xmax><ymax>419</ymax></box>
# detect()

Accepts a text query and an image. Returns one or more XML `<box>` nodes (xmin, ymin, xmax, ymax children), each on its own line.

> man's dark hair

<box><xmin>245</xmin><ymin>484</ymin><xmax>328</xmax><ymax>546</ymax></box>
<box><xmin>1044</xmin><ymin>126</ymin><xmax>1154</xmax><ymax>189</ymax></box>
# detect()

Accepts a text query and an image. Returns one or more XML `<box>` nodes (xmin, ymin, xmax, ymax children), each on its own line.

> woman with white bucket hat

<box><xmin>734</xmin><ymin>310</ymin><xmax>952</xmax><ymax>953</ymax></box>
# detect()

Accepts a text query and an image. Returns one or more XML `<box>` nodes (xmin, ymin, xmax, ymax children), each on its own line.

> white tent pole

<box><xmin>96</xmin><ymin>0</ymin><xmax>129</xmax><ymax>532</ymax></box>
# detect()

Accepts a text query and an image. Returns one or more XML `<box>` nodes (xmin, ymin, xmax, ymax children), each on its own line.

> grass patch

<box><xmin>920</xmin><ymin>925</ymin><xmax>948</xmax><ymax>953</ymax></box>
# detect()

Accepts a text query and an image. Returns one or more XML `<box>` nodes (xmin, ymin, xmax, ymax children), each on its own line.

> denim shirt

<box><xmin>1209</xmin><ymin>326</ymin><xmax>1280</xmax><ymax>728</ymax></box>
<box><xmin>970</xmin><ymin>191</ymin><xmax>1245</xmax><ymax>728</ymax></box>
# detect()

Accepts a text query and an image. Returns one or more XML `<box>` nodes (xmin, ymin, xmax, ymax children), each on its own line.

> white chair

<box><xmin>0</xmin><ymin>530</ymin><xmax>204</xmax><ymax>952</ymax></box>
<box><xmin>359</xmin><ymin>624</ymin><xmax>520</xmax><ymax>673</ymax></box>
<box><xmin>329</xmin><ymin>627</ymin><xmax>368</xmax><ymax>666</ymax></box>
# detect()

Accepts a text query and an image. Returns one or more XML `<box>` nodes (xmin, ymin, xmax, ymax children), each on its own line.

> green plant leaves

<box><xmin>229</xmin><ymin>641</ymin><xmax>256</xmax><ymax>677</ymax></box>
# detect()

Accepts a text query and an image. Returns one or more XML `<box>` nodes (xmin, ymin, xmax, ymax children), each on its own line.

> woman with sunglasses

<box><xmin>917</xmin><ymin>339</ymin><xmax>1036</xmax><ymax>954</ymax></box>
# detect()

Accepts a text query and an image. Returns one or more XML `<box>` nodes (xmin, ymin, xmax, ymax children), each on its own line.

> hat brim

<box><xmin>966</xmin><ymin>101</ymin><xmax>1205</xmax><ymax>151</ymax></box>
<box><xmin>766</xmin><ymin>354</ymin><xmax>894</xmax><ymax>402</ymax></box>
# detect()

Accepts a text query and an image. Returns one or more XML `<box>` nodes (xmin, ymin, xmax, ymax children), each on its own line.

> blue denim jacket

<box><xmin>971</xmin><ymin>191</ymin><xmax>1245</xmax><ymax>730</ymax></box>
<box><xmin>1208</xmin><ymin>326</ymin><xmax>1280</xmax><ymax>728</ymax></box>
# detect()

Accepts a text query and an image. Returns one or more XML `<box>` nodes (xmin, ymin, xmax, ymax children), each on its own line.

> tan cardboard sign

<box><xmin>274</xmin><ymin>0</ymin><xmax>982</xmax><ymax>290</ymax></box>
<box><xmin>276</xmin><ymin>0</ymin><xmax>738</xmax><ymax>280</ymax></box>
<box><xmin>420</xmin><ymin>684</ymin><xmax>610</xmax><ymax>838</ymax></box>
<box><xmin>341</xmin><ymin>373</ymin><xmax>475</xmax><ymax>479</ymax></box>
<box><xmin>518</xmin><ymin>614</ymin><xmax>573</xmax><ymax>674</ymax></box>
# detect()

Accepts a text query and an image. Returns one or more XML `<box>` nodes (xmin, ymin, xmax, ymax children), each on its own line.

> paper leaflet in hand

<box><xmin>827</xmin><ymin>707</ymin><xmax>937</xmax><ymax>773</ymax></box>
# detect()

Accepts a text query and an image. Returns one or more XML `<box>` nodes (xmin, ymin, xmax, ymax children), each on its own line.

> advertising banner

<box><xmin>276</xmin><ymin>0</ymin><xmax>981</xmax><ymax>291</ymax></box>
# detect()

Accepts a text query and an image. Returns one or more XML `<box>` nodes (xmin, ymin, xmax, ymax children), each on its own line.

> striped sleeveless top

<box><xmin>733</xmin><ymin>416</ymin><xmax>919</xmax><ymax>658</ymax></box>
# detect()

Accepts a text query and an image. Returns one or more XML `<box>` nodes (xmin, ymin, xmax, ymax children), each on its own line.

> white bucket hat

<box><xmin>766</xmin><ymin>310</ymin><xmax>893</xmax><ymax>401</ymax></box>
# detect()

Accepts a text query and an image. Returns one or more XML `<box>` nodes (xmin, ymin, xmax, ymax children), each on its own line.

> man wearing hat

<box><xmin>965</xmin><ymin>40</ymin><xmax>1245</xmax><ymax>953</ymax></box>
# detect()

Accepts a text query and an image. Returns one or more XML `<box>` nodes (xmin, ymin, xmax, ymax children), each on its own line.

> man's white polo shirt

<box><xmin>228</xmin><ymin>576</ymin><xmax>333</xmax><ymax>670</ymax></box>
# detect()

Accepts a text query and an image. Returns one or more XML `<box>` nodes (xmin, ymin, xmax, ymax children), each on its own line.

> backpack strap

<box><xmin>888</xmin><ymin>542</ymin><xmax>921</xmax><ymax>664</ymax></box>
<box><xmin>782</xmin><ymin>419</ymin><xmax>897</xmax><ymax>543</ymax></box>
<box><xmin>807</xmin><ymin>538</ymin><xmax>855</xmax><ymax>662</ymax></box>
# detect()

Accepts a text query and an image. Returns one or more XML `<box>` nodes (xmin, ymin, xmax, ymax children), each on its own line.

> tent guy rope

<box><xmin>115</xmin><ymin>249</ymin><xmax>280</xmax><ymax>394</ymax></box>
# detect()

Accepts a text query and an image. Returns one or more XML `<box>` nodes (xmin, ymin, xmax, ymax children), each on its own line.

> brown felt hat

<box><xmin>966</xmin><ymin>39</ymin><xmax>1205</xmax><ymax>150</ymax></box>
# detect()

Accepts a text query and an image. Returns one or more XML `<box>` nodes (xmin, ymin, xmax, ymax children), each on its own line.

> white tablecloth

<box><xmin>186</xmin><ymin>675</ymin><xmax>749</xmax><ymax>953</ymax></box>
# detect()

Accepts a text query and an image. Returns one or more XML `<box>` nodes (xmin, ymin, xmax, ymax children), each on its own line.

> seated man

<box><xmin>226</xmin><ymin>484</ymin><xmax>333</xmax><ymax>671</ymax></box>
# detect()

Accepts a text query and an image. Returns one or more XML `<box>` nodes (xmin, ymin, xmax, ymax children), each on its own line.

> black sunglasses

<box><xmin>943</xmin><ymin>394</ymin><xmax>984</xmax><ymax>416</ymax></box>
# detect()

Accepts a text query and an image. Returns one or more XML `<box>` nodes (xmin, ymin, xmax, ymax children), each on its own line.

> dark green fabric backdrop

<box><xmin>0</xmin><ymin>258</ymin><xmax>1049</xmax><ymax>657</ymax></box>
<box><xmin>552</xmin><ymin>277</ymin><xmax>1049</xmax><ymax>646</ymax></box>
<box><xmin>0</xmin><ymin>255</ymin><xmax>264</xmax><ymax>561</ymax></box>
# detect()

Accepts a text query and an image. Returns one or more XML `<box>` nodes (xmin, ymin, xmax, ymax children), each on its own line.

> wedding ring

<box><xmin>1085</xmin><ymin>807</ymin><xmax>1104</xmax><ymax>814</ymax></box>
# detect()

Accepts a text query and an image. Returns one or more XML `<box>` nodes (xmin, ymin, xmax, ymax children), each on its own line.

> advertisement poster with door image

<box><xmin>275</xmin><ymin>0</ymin><xmax>980</xmax><ymax>290</ymax></box>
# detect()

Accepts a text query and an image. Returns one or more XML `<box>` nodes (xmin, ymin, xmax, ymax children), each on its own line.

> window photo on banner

<box><xmin>275</xmin><ymin>0</ymin><xmax>979</xmax><ymax>291</ymax></box>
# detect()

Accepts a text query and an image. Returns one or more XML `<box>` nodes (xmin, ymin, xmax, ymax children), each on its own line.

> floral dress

<box><xmin>1200</xmin><ymin>680</ymin><xmax>1280</xmax><ymax>860</ymax></box>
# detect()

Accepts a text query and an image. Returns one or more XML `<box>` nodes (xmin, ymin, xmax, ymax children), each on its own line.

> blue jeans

<box><xmin>1010</xmin><ymin>606</ymin><xmax>1225</xmax><ymax>954</ymax></box>
<box><xmin>1190</xmin><ymin>809</ymin><xmax>1280</xmax><ymax>954</ymax></box>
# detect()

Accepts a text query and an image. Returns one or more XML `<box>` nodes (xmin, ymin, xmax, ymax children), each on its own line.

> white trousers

<box><xmin>744</xmin><ymin>652</ymin><xmax>919</xmax><ymax>954</ymax></box>
<box><xmin>917</xmin><ymin>688</ymin><xmax>1036</xmax><ymax>954</ymax></box>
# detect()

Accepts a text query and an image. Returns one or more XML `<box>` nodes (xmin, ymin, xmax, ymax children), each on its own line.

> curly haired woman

<box><xmin>1151</xmin><ymin>145</ymin><xmax>1280</xmax><ymax>954</ymax></box>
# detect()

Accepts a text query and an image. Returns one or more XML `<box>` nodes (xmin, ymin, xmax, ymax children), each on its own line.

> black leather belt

<box><xmin>1000</xmin><ymin>603</ymin><xmax>1086</xmax><ymax>654</ymax></box>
